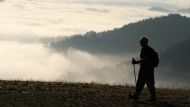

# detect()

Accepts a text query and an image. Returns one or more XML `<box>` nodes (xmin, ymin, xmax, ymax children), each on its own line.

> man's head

<box><xmin>139</xmin><ymin>37</ymin><xmax>148</xmax><ymax>47</ymax></box>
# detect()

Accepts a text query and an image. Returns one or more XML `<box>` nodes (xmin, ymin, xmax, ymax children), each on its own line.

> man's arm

<box><xmin>137</xmin><ymin>56</ymin><xmax>147</xmax><ymax>63</ymax></box>
<box><xmin>132</xmin><ymin>56</ymin><xmax>147</xmax><ymax>64</ymax></box>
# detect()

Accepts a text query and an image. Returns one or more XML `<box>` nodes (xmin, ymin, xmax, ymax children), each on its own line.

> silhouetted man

<box><xmin>129</xmin><ymin>37</ymin><xmax>156</xmax><ymax>102</ymax></box>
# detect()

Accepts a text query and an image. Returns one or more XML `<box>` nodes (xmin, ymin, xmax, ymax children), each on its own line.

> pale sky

<box><xmin>0</xmin><ymin>0</ymin><xmax>190</xmax><ymax>40</ymax></box>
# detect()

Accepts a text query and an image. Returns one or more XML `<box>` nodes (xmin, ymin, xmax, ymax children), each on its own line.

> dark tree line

<box><xmin>50</xmin><ymin>14</ymin><xmax>190</xmax><ymax>55</ymax></box>
<box><xmin>157</xmin><ymin>37</ymin><xmax>190</xmax><ymax>82</ymax></box>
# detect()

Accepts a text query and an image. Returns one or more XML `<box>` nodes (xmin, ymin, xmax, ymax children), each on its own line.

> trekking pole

<box><xmin>132</xmin><ymin>58</ymin><xmax>137</xmax><ymax>85</ymax></box>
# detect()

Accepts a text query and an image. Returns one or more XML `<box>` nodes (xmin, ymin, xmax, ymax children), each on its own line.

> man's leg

<box><xmin>146</xmin><ymin>81</ymin><xmax>156</xmax><ymax>101</ymax></box>
<box><xmin>129</xmin><ymin>79</ymin><xmax>145</xmax><ymax>101</ymax></box>
<box><xmin>146</xmin><ymin>70</ymin><xmax>156</xmax><ymax>101</ymax></box>
<box><xmin>134</xmin><ymin>79</ymin><xmax>145</xmax><ymax>98</ymax></box>
<box><xmin>133</xmin><ymin>67</ymin><xmax>146</xmax><ymax>99</ymax></box>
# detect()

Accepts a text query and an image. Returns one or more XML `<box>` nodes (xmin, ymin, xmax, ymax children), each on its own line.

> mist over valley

<box><xmin>48</xmin><ymin>14</ymin><xmax>190</xmax><ymax>88</ymax></box>
<box><xmin>0</xmin><ymin>14</ymin><xmax>190</xmax><ymax>89</ymax></box>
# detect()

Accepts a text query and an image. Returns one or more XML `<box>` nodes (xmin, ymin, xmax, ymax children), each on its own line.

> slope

<box><xmin>50</xmin><ymin>14</ymin><xmax>190</xmax><ymax>55</ymax></box>
<box><xmin>0</xmin><ymin>80</ymin><xmax>189</xmax><ymax>107</ymax></box>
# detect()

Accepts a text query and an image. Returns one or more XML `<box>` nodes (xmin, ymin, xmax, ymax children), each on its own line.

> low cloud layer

<box><xmin>0</xmin><ymin>40</ymin><xmax>189</xmax><ymax>89</ymax></box>
<box><xmin>0</xmin><ymin>41</ymin><xmax>134</xmax><ymax>81</ymax></box>
<box><xmin>73</xmin><ymin>0</ymin><xmax>190</xmax><ymax>9</ymax></box>
<box><xmin>0</xmin><ymin>41</ymin><xmax>63</xmax><ymax>80</ymax></box>
<box><xmin>0</xmin><ymin>40</ymin><xmax>142</xmax><ymax>87</ymax></box>
<box><xmin>86</xmin><ymin>8</ymin><xmax>110</xmax><ymax>13</ymax></box>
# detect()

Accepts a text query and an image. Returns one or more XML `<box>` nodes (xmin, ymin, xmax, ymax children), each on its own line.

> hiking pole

<box><xmin>132</xmin><ymin>58</ymin><xmax>137</xmax><ymax>85</ymax></box>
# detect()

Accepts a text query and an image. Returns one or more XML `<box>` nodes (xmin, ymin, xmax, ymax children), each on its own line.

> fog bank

<box><xmin>0</xmin><ymin>41</ymin><xmax>189</xmax><ymax>89</ymax></box>
<box><xmin>0</xmin><ymin>41</ymin><xmax>134</xmax><ymax>81</ymax></box>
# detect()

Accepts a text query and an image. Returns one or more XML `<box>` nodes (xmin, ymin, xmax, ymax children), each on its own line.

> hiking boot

<box><xmin>128</xmin><ymin>93</ymin><xmax>138</xmax><ymax>101</ymax></box>
<box><xmin>147</xmin><ymin>98</ymin><xmax>156</xmax><ymax>102</ymax></box>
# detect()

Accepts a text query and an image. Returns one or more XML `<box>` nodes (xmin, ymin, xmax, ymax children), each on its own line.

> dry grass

<box><xmin>0</xmin><ymin>80</ymin><xmax>189</xmax><ymax>107</ymax></box>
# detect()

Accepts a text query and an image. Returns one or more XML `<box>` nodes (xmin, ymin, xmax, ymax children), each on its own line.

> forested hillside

<box><xmin>156</xmin><ymin>38</ymin><xmax>190</xmax><ymax>85</ymax></box>
<box><xmin>48</xmin><ymin>14</ymin><xmax>190</xmax><ymax>88</ymax></box>
<box><xmin>50</xmin><ymin>14</ymin><xmax>190</xmax><ymax>55</ymax></box>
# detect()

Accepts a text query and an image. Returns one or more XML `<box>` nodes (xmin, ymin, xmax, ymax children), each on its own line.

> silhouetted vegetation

<box><xmin>50</xmin><ymin>14</ymin><xmax>190</xmax><ymax>55</ymax></box>
<box><xmin>59</xmin><ymin>61</ymin><xmax>132</xmax><ymax>84</ymax></box>
<box><xmin>156</xmin><ymin>38</ymin><xmax>190</xmax><ymax>85</ymax></box>
<box><xmin>40</xmin><ymin>36</ymin><xmax>68</xmax><ymax>45</ymax></box>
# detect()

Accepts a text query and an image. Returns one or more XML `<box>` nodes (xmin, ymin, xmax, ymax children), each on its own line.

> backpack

<box><xmin>150</xmin><ymin>49</ymin><xmax>159</xmax><ymax>67</ymax></box>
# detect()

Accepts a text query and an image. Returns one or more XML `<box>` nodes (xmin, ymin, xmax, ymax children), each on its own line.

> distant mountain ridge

<box><xmin>50</xmin><ymin>14</ymin><xmax>190</xmax><ymax>55</ymax></box>
<box><xmin>178</xmin><ymin>8</ymin><xmax>190</xmax><ymax>13</ymax></box>
<box><xmin>148</xmin><ymin>7</ymin><xmax>190</xmax><ymax>14</ymax></box>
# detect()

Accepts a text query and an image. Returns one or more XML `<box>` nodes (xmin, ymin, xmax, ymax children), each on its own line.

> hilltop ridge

<box><xmin>50</xmin><ymin>14</ymin><xmax>190</xmax><ymax>55</ymax></box>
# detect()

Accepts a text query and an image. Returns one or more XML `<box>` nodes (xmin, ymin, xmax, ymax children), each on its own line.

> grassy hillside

<box><xmin>0</xmin><ymin>80</ymin><xmax>189</xmax><ymax>107</ymax></box>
